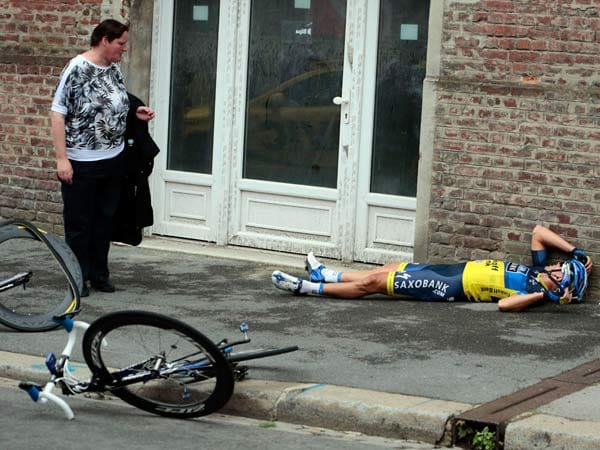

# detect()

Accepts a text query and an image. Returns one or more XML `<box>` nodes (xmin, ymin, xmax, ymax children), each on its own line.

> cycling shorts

<box><xmin>386</xmin><ymin>262</ymin><xmax>466</xmax><ymax>302</ymax></box>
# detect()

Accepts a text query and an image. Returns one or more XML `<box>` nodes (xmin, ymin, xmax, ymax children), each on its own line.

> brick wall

<box><xmin>0</xmin><ymin>0</ymin><xmax>128</xmax><ymax>232</ymax></box>
<box><xmin>429</xmin><ymin>0</ymin><xmax>599</xmax><ymax>294</ymax></box>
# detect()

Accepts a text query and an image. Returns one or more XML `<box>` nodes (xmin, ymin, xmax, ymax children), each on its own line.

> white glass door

<box><xmin>227</xmin><ymin>0</ymin><xmax>350</xmax><ymax>258</ymax></box>
<box><xmin>353</xmin><ymin>0</ymin><xmax>430</xmax><ymax>263</ymax></box>
<box><xmin>151</xmin><ymin>0</ymin><xmax>235</xmax><ymax>243</ymax></box>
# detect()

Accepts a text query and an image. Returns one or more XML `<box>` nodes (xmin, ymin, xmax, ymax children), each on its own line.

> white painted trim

<box><xmin>354</xmin><ymin>0</ymin><xmax>382</xmax><ymax>260</ymax></box>
<box><xmin>237</xmin><ymin>179</ymin><xmax>337</xmax><ymax>201</ymax></box>
<box><xmin>212</xmin><ymin>0</ymin><xmax>239</xmax><ymax>245</ymax></box>
<box><xmin>149</xmin><ymin>0</ymin><xmax>175</xmax><ymax>235</ymax></box>
<box><xmin>227</xmin><ymin>0</ymin><xmax>252</xmax><ymax>241</ymax></box>
<box><xmin>336</xmin><ymin>0</ymin><xmax>370</xmax><ymax>262</ymax></box>
<box><xmin>414</xmin><ymin>0</ymin><xmax>444</xmax><ymax>261</ymax></box>
<box><xmin>364</xmin><ymin>193</ymin><xmax>417</xmax><ymax>210</ymax></box>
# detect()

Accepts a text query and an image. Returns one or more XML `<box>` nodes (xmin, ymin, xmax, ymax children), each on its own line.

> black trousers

<box><xmin>61</xmin><ymin>152</ymin><xmax>126</xmax><ymax>283</ymax></box>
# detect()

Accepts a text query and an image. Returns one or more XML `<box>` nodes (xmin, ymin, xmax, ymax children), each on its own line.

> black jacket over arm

<box><xmin>111</xmin><ymin>93</ymin><xmax>160</xmax><ymax>246</ymax></box>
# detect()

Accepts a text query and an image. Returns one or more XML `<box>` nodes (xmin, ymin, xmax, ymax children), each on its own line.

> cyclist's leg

<box><xmin>306</xmin><ymin>251</ymin><xmax>405</xmax><ymax>283</ymax></box>
<box><xmin>273</xmin><ymin>269</ymin><xmax>389</xmax><ymax>297</ymax></box>
<box><xmin>340</xmin><ymin>263</ymin><xmax>408</xmax><ymax>282</ymax></box>
<box><xmin>275</xmin><ymin>265</ymin><xmax>419</xmax><ymax>297</ymax></box>
<box><xmin>322</xmin><ymin>272</ymin><xmax>389</xmax><ymax>298</ymax></box>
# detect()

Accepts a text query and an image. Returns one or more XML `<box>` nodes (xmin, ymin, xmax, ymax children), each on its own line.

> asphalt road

<box><xmin>0</xmin><ymin>377</ymin><xmax>451</xmax><ymax>450</ymax></box>
<box><xmin>1</xmin><ymin>239</ymin><xmax>600</xmax><ymax>406</ymax></box>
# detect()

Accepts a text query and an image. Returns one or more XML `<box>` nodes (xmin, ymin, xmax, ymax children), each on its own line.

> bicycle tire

<box><xmin>0</xmin><ymin>220</ymin><xmax>82</xmax><ymax>331</ymax></box>
<box><xmin>82</xmin><ymin>310</ymin><xmax>235</xmax><ymax>419</ymax></box>
<box><xmin>226</xmin><ymin>346</ymin><xmax>299</xmax><ymax>364</ymax></box>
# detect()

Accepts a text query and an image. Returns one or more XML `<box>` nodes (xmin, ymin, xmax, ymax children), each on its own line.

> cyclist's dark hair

<box><xmin>90</xmin><ymin>19</ymin><xmax>129</xmax><ymax>47</ymax></box>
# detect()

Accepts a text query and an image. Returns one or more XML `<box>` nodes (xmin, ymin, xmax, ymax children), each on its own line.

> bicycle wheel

<box><xmin>82</xmin><ymin>310</ymin><xmax>235</xmax><ymax>419</ymax></box>
<box><xmin>0</xmin><ymin>220</ymin><xmax>82</xmax><ymax>331</ymax></box>
<box><xmin>226</xmin><ymin>346</ymin><xmax>299</xmax><ymax>364</ymax></box>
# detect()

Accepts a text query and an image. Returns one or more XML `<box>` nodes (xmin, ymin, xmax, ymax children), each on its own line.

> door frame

<box><xmin>150</xmin><ymin>0</ymin><xmax>237</xmax><ymax>245</ymax></box>
<box><xmin>146</xmin><ymin>0</ymin><xmax>439</xmax><ymax>263</ymax></box>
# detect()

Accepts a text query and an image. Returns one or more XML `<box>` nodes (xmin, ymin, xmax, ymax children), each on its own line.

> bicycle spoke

<box><xmin>83</xmin><ymin>311</ymin><xmax>234</xmax><ymax>418</ymax></box>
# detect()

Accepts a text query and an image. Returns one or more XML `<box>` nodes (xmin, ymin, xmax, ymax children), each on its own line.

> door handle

<box><xmin>333</xmin><ymin>96</ymin><xmax>350</xmax><ymax>150</ymax></box>
<box><xmin>333</xmin><ymin>96</ymin><xmax>350</xmax><ymax>125</ymax></box>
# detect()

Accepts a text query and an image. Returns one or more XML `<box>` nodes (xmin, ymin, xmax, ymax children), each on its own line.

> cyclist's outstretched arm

<box><xmin>498</xmin><ymin>292</ymin><xmax>545</xmax><ymax>312</ymax></box>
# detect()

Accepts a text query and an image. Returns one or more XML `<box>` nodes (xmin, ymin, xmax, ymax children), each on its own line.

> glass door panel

<box><xmin>244</xmin><ymin>0</ymin><xmax>346</xmax><ymax>188</ymax></box>
<box><xmin>168</xmin><ymin>0</ymin><xmax>220</xmax><ymax>173</ymax></box>
<box><xmin>371</xmin><ymin>0</ymin><xmax>430</xmax><ymax>196</ymax></box>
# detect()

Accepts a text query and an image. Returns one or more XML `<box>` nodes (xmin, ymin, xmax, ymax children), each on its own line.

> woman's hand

<box><xmin>57</xmin><ymin>158</ymin><xmax>73</xmax><ymax>184</ymax></box>
<box><xmin>135</xmin><ymin>106</ymin><xmax>155</xmax><ymax>122</ymax></box>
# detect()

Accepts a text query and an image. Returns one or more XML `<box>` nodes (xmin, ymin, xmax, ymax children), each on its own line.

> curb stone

<box><xmin>504</xmin><ymin>414</ymin><xmax>600</xmax><ymax>450</ymax></box>
<box><xmin>276</xmin><ymin>384</ymin><xmax>466</xmax><ymax>444</ymax></box>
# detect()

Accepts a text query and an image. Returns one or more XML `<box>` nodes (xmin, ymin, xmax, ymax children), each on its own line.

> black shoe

<box><xmin>90</xmin><ymin>279</ymin><xmax>115</xmax><ymax>293</ymax></box>
<box><xmin>80</xmin><ymin>284</ymin><xmax>90</xmax><ymax>298</ymax></box>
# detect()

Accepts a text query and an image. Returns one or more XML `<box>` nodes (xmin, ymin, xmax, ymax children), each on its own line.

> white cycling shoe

<box><xmin>271</xmin><ymin>271</ymin><xmax>305</xmax><ymax>295</ymax></box>
<box><xmin>305</xmin><ymin>251</ymin><xmax>326</xmax><ymax>282</ymax></box>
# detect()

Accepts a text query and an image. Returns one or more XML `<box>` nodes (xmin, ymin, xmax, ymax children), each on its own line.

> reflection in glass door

<box><xmin>244</xmin><ymin>0</ymin><xmax>346</xmax><ymax>188</ymax></box>
<box><xmin>168</xmin><ymin>0</ymin><xmax>220</xmax><ymax>173</ymax></box>
<box><xmin>371</xmin><ymin>0</ymin><xmax>429</xmax><ymax>196</ymax></box>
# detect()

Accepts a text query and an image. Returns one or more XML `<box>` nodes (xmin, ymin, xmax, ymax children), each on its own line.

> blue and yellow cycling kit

<box><xmin>386</xmin><ymin>260</ymin><xmax>545</xmax><ymax>302</ymax></box>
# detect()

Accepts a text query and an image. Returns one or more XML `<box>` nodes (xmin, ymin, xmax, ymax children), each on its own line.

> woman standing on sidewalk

<box><xmin>52</xmin><ymin>19</ymin><xmax>155</xmax><ymax>297</ymax></box>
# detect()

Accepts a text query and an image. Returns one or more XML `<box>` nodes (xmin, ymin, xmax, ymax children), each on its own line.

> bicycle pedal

<box><xmin>239</xmin><ymin>322</ymin><xmax>249</xmax><ymax>341</ymax></box>
<box><xmin>19</xmin><ymin>382</ymin><xmax>43</xmax><ymax>402</ymax></box>
<box><xmin>233</xmin><ymin>365</ymin><xmax>249</xmax><ymax>381</ymax></box>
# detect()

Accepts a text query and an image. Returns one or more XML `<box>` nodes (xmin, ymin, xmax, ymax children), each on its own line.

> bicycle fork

<box><xmin>19</xmin><ymin>317</ymin><xmax>90</xmax><ymax>420</ymax></box>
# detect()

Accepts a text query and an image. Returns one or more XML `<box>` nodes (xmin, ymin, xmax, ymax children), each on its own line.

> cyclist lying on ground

<box><xmin>271</xmin><ymin>225</ymin><xmax>593</xmax><ymax>312</ymax></box>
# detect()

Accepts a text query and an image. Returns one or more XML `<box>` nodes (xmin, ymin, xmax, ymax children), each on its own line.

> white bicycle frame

<box><xmin>21</xmin><ymin>319</ymin><xmax>92</xmax><ymax>420</ymax></box>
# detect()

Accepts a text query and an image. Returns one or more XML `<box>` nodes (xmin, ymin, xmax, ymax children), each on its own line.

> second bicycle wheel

<box><xmin>0</xmin><ymin>220</ymin><xmax>82</xmax><ymax>331</ymax></box>
<box><xmin>82</xmin><ymin>310</ymin><xmax>234</xmax><ymax>418</ymax></box>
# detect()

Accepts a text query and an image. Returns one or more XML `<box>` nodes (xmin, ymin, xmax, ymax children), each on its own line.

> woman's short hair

<box><xmin>90</xmin><ymin>19</ymin><xmax>129</xmax><ymax>47</ymax></box>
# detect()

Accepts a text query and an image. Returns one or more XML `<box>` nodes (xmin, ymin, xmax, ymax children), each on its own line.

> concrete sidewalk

<box><xmin>1</xmin><ymin>236</ymin><xmax>600</xmax><ymax>448</ymax></box>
